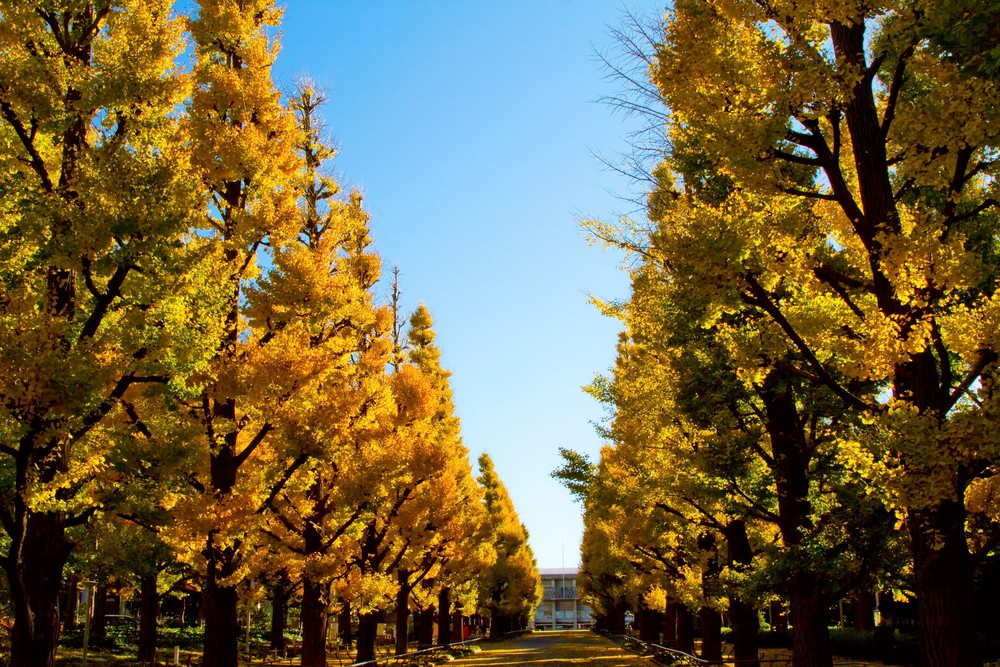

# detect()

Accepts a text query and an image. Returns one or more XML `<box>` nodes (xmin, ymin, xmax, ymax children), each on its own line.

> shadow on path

<box><xmin>448</xmin><ymin>630</ymin><xmax>652</xmax><ymax>666</ymax></box>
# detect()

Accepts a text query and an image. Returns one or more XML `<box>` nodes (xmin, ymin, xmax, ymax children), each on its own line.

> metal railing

<box><xmin>612</xmin><ymin>632</ymin><xmax>904</xmax><ymax>667</ymax></box>
<box><xmin>346</xmin><ymin>637</ymin><xmax>482</xmax><ymax>667</ymax></box>
<box><xmin>614</xmin><ymin>633</ymin><xmax>796</xmax><ymax>666</ymax></box>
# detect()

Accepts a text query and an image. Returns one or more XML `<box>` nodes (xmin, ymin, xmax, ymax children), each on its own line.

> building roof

<box><xmin>538</xmin><ymin>567</ymin><xmax>579</xmax><ymax>576</ymax></box>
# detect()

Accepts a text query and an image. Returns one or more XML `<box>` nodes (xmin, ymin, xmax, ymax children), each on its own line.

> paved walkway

<box><xmin>446</xmin><ymin>630</ymin><xmax>654</xmax><ymax>666</ymax></box>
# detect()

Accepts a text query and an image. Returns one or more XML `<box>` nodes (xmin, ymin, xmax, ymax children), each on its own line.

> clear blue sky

<box><xmin>272</xmin><ymin>1</ymin><xmax>664</xmax><ymax>569</ymax></box>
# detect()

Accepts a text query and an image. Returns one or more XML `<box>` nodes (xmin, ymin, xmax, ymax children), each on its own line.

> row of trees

<box><xmin>561</xmin><ymin>2</ymin><xmax>999</xmax><ymax>667</ymax></box>
<box><xmin>0</xmin><ymin>3</ymin><xmax>540</xmax><ymax>667</ymax></box>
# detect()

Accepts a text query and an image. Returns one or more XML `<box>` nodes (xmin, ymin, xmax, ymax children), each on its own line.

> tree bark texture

<box><xmin>202</xmin><ymin>538</ymin><xmax>240</xmax><ymax>667</ymax></box>
<box><xmin>300</xmin><ymin>578</ymin><xmax>328</xmax><ymax>667</ymax></box>
<box><xmin>203</xmin><ymin>420</ymin><xmax>243</xmax><ymax>667</ymax></box>
<box><xmin>908</xmin><ymin>501</ymin><xmax>981</xmax><ymax>667</ymax></box>
<box><xmin>137</xmin><ymin>574</ymin><xmax>160</xmax><ymax>662</ymax></box>
<box><xmin>355</xmin><ymin>611</ymin><xmax>381</xmax><ymax>664</ymax></box>
<box><xmin>852</xmin><ymin>590</ymin><xmax>876</xmax><ymax>632</ymax></box>
<box><xmin>269</xmin><ymin>577</ymin><xmax>290</xmax><ymax>654</ymax></box>
<box><xmin>637</xmin><ymin>604</ymin><xmax>661</xmax><ymax>643</ymax></box>
<box><xmin>395</xmin><ymin>571</ymin><xmax>411</xmax><ymax>655</ymax></box>
<box><xmin>725</xmin><ymin>520</ymin><xmax>760</xmax><ymax>666</ymax></box>
<box><xmin>761</xmin><ymin>371</ymin><xmax>833</xmax><ymax>667</ymax></box>
<box><xmin>675</xmin><ymin>605</ymin><xmax>695</xmax><ymax>655</ymax></box>
<box><xmin>338</xmin><ymin>599</ymin><xmax>353</xmax><ymax>648</ymax></box>
<box><xmin>699</xmin><ymin>607</ymin><xmax>723</xmax><ymax>661</ymax></box>
<box><xmin>7</xmin><ymin>512</ymin><xmax>72</xmax><ymax>667</ymax></box>
<box><xmin>418</xmin><ymin>607</ymin><xmax>435</xmax><ymax>646</ymax></box>
<box><xmin>437</xmin><ymin>587</ymin><xmax>452</xmax><ymax>646</ymax></box>
<box><xmin>662</xmin><ymin>601</ymin><xmax>678</xmax><ymax>647</ymax></box>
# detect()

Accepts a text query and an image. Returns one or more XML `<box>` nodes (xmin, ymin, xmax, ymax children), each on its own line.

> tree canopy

<box><xmin>572</xmin><ymin>2</ymin><xmax>1000</xmax><ymax>666</ymax></box>
<box><xmin>0</xmin><ymin>4</ymin><xmax>532</xmax><ymax>667</ymax></box>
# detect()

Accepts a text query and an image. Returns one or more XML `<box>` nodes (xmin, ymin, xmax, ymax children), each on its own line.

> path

<box><xmin>446</xmin><ymin>630</ymin><xmax>653</xmax><ymax>666</ymax></box>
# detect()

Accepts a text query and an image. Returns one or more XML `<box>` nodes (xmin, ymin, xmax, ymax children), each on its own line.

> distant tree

<box><xmin>476</xmin><ymin>454</ymin><xmax>541</xmax><ymax>637</ymax></box>
<box><xmin>247</xmin><ymin>82</ymin><xmax>393</xmax><ymax>667</ymax></box>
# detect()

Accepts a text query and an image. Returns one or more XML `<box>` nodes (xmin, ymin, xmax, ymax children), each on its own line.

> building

<box><xmin>532</xmin><ymin>568</ymin><xmax>593</xmax><ymax>630</ymax></box>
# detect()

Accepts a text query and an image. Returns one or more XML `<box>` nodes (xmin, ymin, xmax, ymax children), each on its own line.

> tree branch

<box><xmin>65</xmin><ymin>505</ymin><xmax>100</xmax><ymax>528</ymax></box>
<box><xmin>741</xmin><ymin>274</ymin><xmax>877</xmax><ymax>413</ymax></box>
<box><xmin>79</xmin><ymin>263</ymin><xmax>132</xmax><ymax>341</ymax></box>
<box><xmin>813</xmin><ymin>264</ymin><xmax>868</xmax><ymax>318</ymax></box>
<box><xmin>234</xmin><ymin>423</ymin><xmax>274</xmax><ymax>467</ymax></box>
<box><xmin>776</xmin><ymin>185</ymin><xmax>839</xmax><ymax>201</ymax></box>
<box><xmin>0</xmin><ymin>98</ymin><xmax>54</xmax><ymax>191</ymax></box>
<box><xmin>880</xmin><ymin>42</ymin><xmax>916</xmax><ymax>138</ymax></box>
<box><xmin>256</xmin><ymin>452</ymin><xmax>309</xmax><ymax>515</ymax></box>
<box><xmin>949</xmin><ymin>349</ymin><xmax>998</xmax><ymax>410</ymax></box>
<box><xmin>771</xmin><ymin>149</ymin><xmax>821</xmax><ymax>167</ymax></box>
<box><xmin>323</xmin><ymin>502</ymin><xmax>369</xmax><ymax>552</ymax></box>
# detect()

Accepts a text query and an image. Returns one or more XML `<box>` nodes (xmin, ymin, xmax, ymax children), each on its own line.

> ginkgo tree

<box><xmin>338</xmin><ymin>304</ymin><xmax>489</xmax><ymax>664</ymax></box>
<box><xmin>0</xmin><ymin>6</ymin><xmax>525</xmax><ymax>667</ymax></box>
<box><xmin>0</xmin><ymin>3</ymin><xmax>201</xmax><ymax>666</ymax></box>
<box><xmin>171</xmin><ymin>2</ymin><xmax>305</xmax><ymax>665</ymax></box>
<box><xmin>586</xmin><ymin>2</ymin><xmax>1000</xmax><ymax>665</ymax></box>
<box><xmin>567</xmin><ymin>254</ymin><xmax>901</xmax><ymax>666</ymax></box>
<box><xmin>249</xmin><ymin>83</ymin><xmax>396</xmax><ymax>667</ymax></box>
<box><xmin>476</xmin><ymin>453</ymin><xmax>541</xmax><ymax>638</ymax></box>
<box><xmin>651</xmin><ymin>3</ymin><xmax>1000</xmax><ymax>665</ymax></box>
<box><xmin>388</xmin><ymin>305</ymin><xmax>494</xmax><ymax>656</ymax></box>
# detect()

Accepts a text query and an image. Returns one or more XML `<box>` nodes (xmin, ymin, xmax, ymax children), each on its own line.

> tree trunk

<box><xmin>355</xmin><ymin>611</ymin><xmax>381</xmax><ymax>664</ymax></box>
<box><xmin>204</xmin><ymin>439</ymin><xmax>242</xmax><ymax>667</ymax></box>
<box><xmin>909</xmin><ymin>501</ymin><xmax>981</xmax><ymax>667</ymax></box>
<box><xmin>611</xmin><ymin>600</ymin><xmax>627</xmax><ymax>635</ymax></box>
<box><xmin>852</xmin><ymin>590</ymin><xmax>876</xmax><ymax>632</ymax></box>
<box><xmin>7</xmin><ymin>511</ymin><xmax>72</xmax><ymax>667</ymax></box>
<box><xmin>761</xmin><ymin>371</ymin><xmax>832</xmax><ymax>667</ymax></box>
<box><xmin>92</xmin><ymin>583</ymin><xmax>109</xmax><ymax>640</ymax></box>
<box><xmin>269</xmin><ymin>577</ymin><xmax>290</xmax><ymax>654</ymax></box>
<box><xmin>725</xmin><ymin>520</ymin><xmax>760</xmax><ymax>666</ymax></box>
<box><xmin>413</xmin><ymin>608</ymin><xmax>424</xmax><ymax>646</ymax></box>
<box><xmin>418</xmin><ymin>607</ymin><xmax>435</xmax><ymax>645</ymax></box>
<box><xmin>300</xmin><ymin>578</ymin><xmax>327</xmax><ymax>667</ymax></box>
<box><xmin>699</xmin><ymin>607</ymin><xmax>723</xmax><ymax>661</ymax></box>
<box><xmin>788</xmin><ymin>573</ymin><xmax>833</xmax><ymax>667</ymax></box>
<box><xmin>831</xmin><ymin>17</ymin><xmax>981</xmax><ymax>664</ymax></box>
<box><xmin>487</xmin><ymin>611</ymin><xmax>504</xmax><ymax>639</ymax></box>
<box><xmin>395</xmin><ymin>571</ymin><xmax>410</xmax><ymax>655</ymax></box>
<box><xmin>203</xmin><ymin>541</ymin><xmax>240</xmax><ymax>667</ymax></box>
<box><xmin>638</xmin><ymin>604</ymin><xmax>659</xmax><ymax>642</ymax></box>
<box><xmin>675</xmin><ymin>605</ymin><xmax>695</xmax><ymax>655</ymax></box>
<box><xmin>60</xmin><ymin>575</ymin><xmax>79</xmax><ymax>631</ymax></box>
<box><xmin>137</xmin><ymin>574</ymin><xmax>159</xmax><ymax>662</ymax></box>
<box><xmin>338</xmin><ymin>599</ymin><xmax>353</xmax><ymax>648</ymax></box>
<box><xmin>662</xmin><ymin>600</ymin><xmax>677</xmax><ymax>647</ymax></box>
<box><xmin>437</xmin><ymin>587</ymin><xmax>452</xmax><ymax>646</ymax></box>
